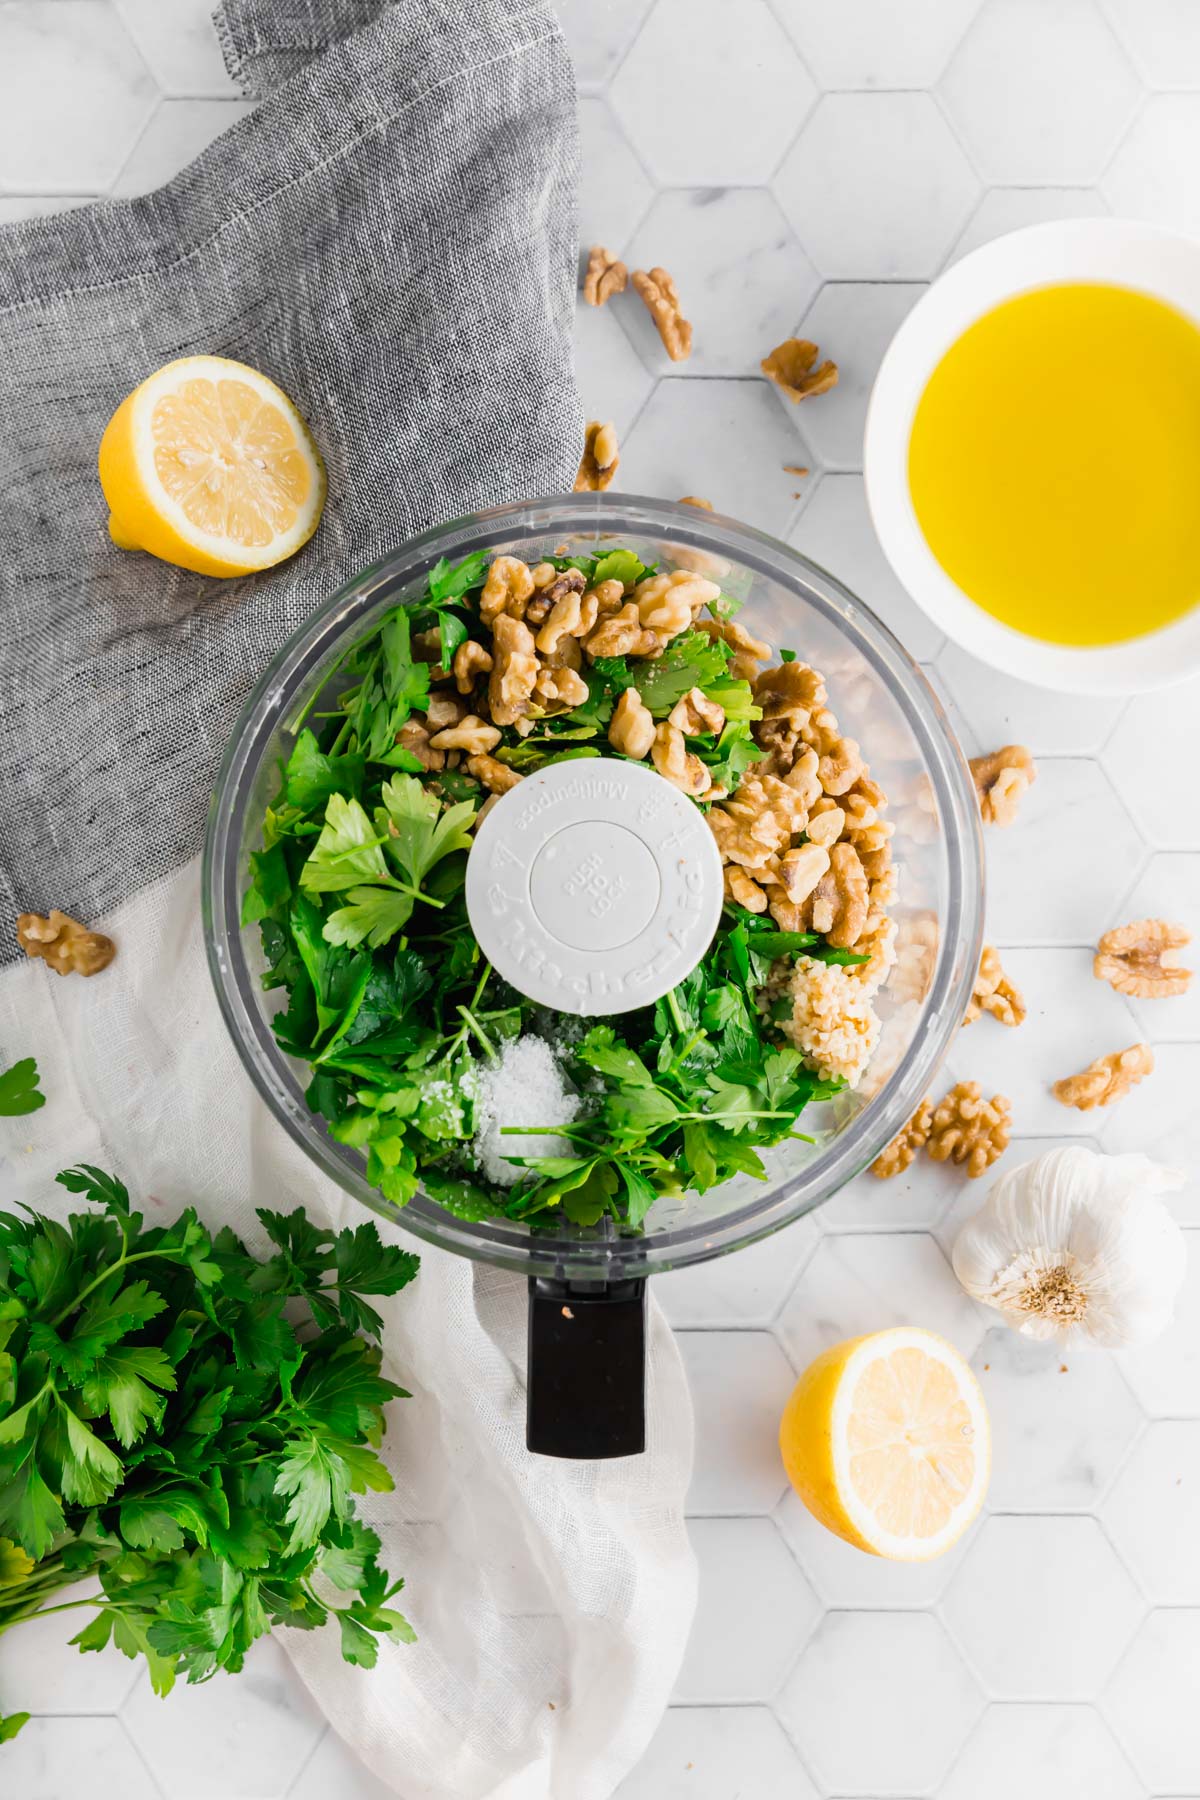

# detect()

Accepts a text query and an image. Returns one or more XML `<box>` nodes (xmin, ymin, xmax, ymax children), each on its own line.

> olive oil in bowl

<box><xmin>907</xmin><ymin>282</ymin><xmax>1200</xmax><ymax>647</ymax></box>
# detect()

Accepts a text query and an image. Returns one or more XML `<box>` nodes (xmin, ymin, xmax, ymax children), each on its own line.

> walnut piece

<box><xmin>609</xmin><ymin>686</ymin><xmax>657</xmax><ymax>760</ymax></box>
<box><xmin>761</xmin><ymin>337</ymin><xmax>839</xmax><ymax>402</ymax></box>
<box><xmin>396</xmin><ymin>719</ymin><xmax>444</xmax><ymax>771</ymax></box>
<box><xmin>429</xmin><ymin>714</ymin><xmax>502</xmax><ymax>754</ymax></box>
<box><xmin>631</xmin><ymin>266</ymin><xmax>692</xmax><ymax>362</ymax></box>
<box><xmin>17</xmin><ymin>909</ymin><xmax>115</xmax><ymax>978</ymax></box>
<box><xmin>574</xmin><ymin>420</ymin><xmax>620</xmax><ymax>492</ymax></box>
<box><xmin>695</xmin><ymin>614</ymin><xmax>770</xmax><ymax>680</ymax></box>
<box><xmin>582</xmin><ymin>245</ymin><xmax>627</xmax><ymax>307</ymax></box>
<box><xmin>726</xmin><ymin>866</ymin><xmax>768</xmax><ymax>912</ymax></box>
<box><xmin>584</xmin><ymin>602</ymin><xmax>661</xmax><ymax>660</ymax></box>
<box><xmin>480</xmin><ymin>555</ymin><xmax>535</xmax><ymax>625</ymax></box>
<box><xmin>488</xmin><ymin>613</ymin><xmax>539</xmax><ymax>727</ymax></box>
<box><xmin>651</xmin><ymin>721</ymin><xmax>712</xmax><ymax>796</ymax></box>
<box><xmin>809</xmin><ymin>842</ymin><xmax>869</xmax><ymax>948</ymax></box>
<box><xmin>890</xmin><ymin>911</ymin><xmax>938</xmax><ymax>1004</ymax></box>
<box><xmin>963</xmin><ymin>943</ymin><xmax>1026</xmax><ymax>1027</ymax></box>
<box><xmin>769</xmin><ymin>842</ymin><xmax>829</xmax><ymax>905</ymax></box>
<box><xmin>1052</xmin><ymin>1043</ymin><xmax>1154</xmax><ymax>1111</ymax></box>
<box><xmin>926</xmin><ymin>1081</ymin><xmax>1011</xmax><ymax>1178</ymax></box>
<box><xmin>534</xmin><ymin>665</ymin><xmax>590</xmax><ymax>710</ymax></box>
<box><xmin>466</xmin><ymin>753</ymin><xmax>523</xmax><ymax>794</ymax></box>
<box><xmin>970</xmin><ymin>744</ymin><xmax>1037</xmax><ymax>827</ymax></box>
<box><xmin>1094</xmin><ymin>918</ymin><xmax>1193</xmax><ymax>999</ymax></box>
<box><xmin>679</xmin><ymin>495</ymin><xmax>713</xmax><ymax>510</ymax></box>
<box><xmin>668</xmin><ymin>685</ymin><xmax>725</xmax><ymax>737</ymax></box>
<box><xmin>536</xmin><ymin>585</ymin><xmax>599</xmax><ymax>655</ymax></box>
<box><xmin>635</xmin><ymin>568</ymin><xmax>720</xmax><ymax>639</ymax></box>
<box><xmin>870</xmin><ymin>1098</ymin><xmax>934</xmax><ymax>1179</ymax></box>
<box><xmin>452</xmin><ymin>640</ymin><xmax>493</xmax><ymax>695</ymax></box>
<box><xmin>422</xmin><ymin>691</ymin><xmax>467</xmax><ymax>731</ymax></box>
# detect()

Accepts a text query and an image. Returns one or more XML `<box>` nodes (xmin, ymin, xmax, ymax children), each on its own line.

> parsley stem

<box><xmin>47</xmin><ymin>1247</ymin><xmax>186</xmax><ymax>1327</ymax></box>
<box><xmin>455</xmin><ymin>1006</ymin><xmax>498</xmax><ymax>1063</ymax></box>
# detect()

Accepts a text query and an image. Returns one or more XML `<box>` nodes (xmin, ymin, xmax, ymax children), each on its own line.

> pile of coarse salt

<box><xmin>472</xmin><ymin>1034</ymin><xmax>581</xmax><ymax>1188</ymax></box>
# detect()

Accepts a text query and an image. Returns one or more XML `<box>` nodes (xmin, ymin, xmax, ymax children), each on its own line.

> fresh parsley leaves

<box><xmin>0</xmin><ymin>1170</ymin><xmax>418</xmax><ymax>1719</ymax></box>
<box><xmin>0</xmin><ymin>1058</ymin><xmax>43</xmax><ymax>1117</ymax></box>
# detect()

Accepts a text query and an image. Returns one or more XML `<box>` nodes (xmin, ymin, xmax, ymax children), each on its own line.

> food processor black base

<box><xmin>526</xmin><ymin>1276</ymin><xmax>647</xmax><ymax>1458</ymax></box>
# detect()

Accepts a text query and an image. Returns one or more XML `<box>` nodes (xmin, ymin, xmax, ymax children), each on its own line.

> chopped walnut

<box><xmin>651</xmin><ymin>721</ymin><xmax>712</xmax><ymax>797</ymax></box>
<box><xmin>870</xmin><ymin>1098</ymin><xmax>934</xmax><ymax>1179</ymax></box>
<box><xmin>926</xmin><ymin>1081</ymin><xmax>1011</xmax><ymax>1178</ymax></box>
<box><xmin>466</xmin><ymin>753</ymin><xmax>523</xmax><ymax>795</ymax></box>
<box><xmin>719</xmin><ymin>772</ymin><xmax>810</xmax><ymax>853</ymax></box>
<box><xmin>609</xmin><ymin>686</ymin><xmax>657</xmax><ymax>760</ymax></box>
<box><xmin>536</xmin><ymin>585</ymin><xmax>599</xmax><ymax>655</ymax></box>
<box><xmin>1094</xmin><ymin>918</ymin><xmax>1193</xmax><ymax>999</ymax></box>
<box><xmin>574</xmin><ymin>420</ymin><xmax>620</xmax><ymax>492</ymax></box>
<box><xmin>396</xmin><ymin>719</ymin><xmax>444</xmax><ymax>771</ymax></box>
<box><xmin>635</xmin><ymin>569</ymin><xmax>720</xmax><ymax>639</ymax></box>
<box><xmin>451</xmin><ymin>640</ymin><xmax>493</xmax><ymax>695</ymax></box>
<box><xmin>970</xmin><ymin>744</ymin><xmax>1036</xmax><ymax>827</ymax></box>
<box><xmin>779</xmin><ymin>954</ymin><xmax>882</xmax><ymax>1087</ymax></box>
<box><xmin>423</xmin><ymin>691</ymin><xmax>468</xmax><ymax>731</ymax></box>
<box><xmin>582</xmin><ymin>244</ymin><xmax>627</xmax><ymax>307</ymax></box>
<box><xmin>584</xmin><ymin>602</ymin><xmax>661</xmax><ymax>660</ymax></box>
<box><xmin>708</xmin><ymin>807</ymin><xmax>775</xmax><ymax>873</ymax></box>
<box><xmin>480</xmin><ymin>555</ymin><xmax>535</xmax><ymax>625</ymax></box>
<box><xmin>488</xmin><ymin>613</ymin><xmax>539</xmax><ymax>727</ymax></box>
<box><xmin>809</xmin><ymin>842</ymin><xmax>869</xmax><ymax>948</ymax></box>
<box><xmin>668</xmin><ymin>686</ymin><xmax>725</xmax><ymax>737</ymax></box>
<box><xmin>631</xmin><ymin>265</ymin><xmax>692</xmax><ymax>361</ymax></box>
<box><xmin>963</xmin><ymin>944</ymin><xmax>1026</xmax><ymax>1027</ymax></box>
<box><xmin>695</xmin><ymin>614</ymin><xmax>771</xmax><ymax>681</ymax></box>
<box><xmin>761</xmin><ymin>337</ymin><xmax>839</xmax><ymax>402</ymax></box>
<box><xmin>1052</xmin><ymin>1043</ymin><xmax>1154</xmax><ymax>1111</ymax></box>
<box><xmin>17</xmin><ymin>909</ymin><xmax>115</xmax><ymax>978</ymax></box>
<box><xmin>429</xmin><ymin>714</ymin><xmax>502</xmax><ymax>754</ymax></box>
<box><xmin>534</xmin><ymin>665</ymin><xmax>590</xmax><ymax>710</ymax></box>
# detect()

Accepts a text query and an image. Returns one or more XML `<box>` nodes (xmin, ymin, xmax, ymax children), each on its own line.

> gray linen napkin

<box><xmin>0</xmin><ymin>0</ymin><xmax>581</xmax><ymax>948</ymax></box>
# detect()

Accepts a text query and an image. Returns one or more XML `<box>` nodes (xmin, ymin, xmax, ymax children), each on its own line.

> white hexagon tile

<box><xmin>4</xmin><ymin>0</ymin><xmax>1200</xmax><ymax>1796</ymax></box>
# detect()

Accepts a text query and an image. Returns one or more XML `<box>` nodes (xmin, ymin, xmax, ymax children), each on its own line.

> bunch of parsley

<box><xmin>0</xmin><ymin>1162</ymin><xmax>418</xmax><ymax>1740</ymax></box>
<box><xmin>241</xmin><ymin>545</ymin><xmax>866</xmax><ymax>1234</ymax></box>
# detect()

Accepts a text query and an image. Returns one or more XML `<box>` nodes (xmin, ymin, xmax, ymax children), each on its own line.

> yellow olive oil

<box><xmin>908</xmin><ymin>282</ymin><xmax>1200</xmax><ymax>646</ymax></box>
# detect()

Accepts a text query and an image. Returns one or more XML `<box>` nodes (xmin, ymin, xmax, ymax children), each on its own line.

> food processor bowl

<box><xmin>203</xmin><ymin>494</ymin><xmax>983</xmax><ymax>1454</ymax></box>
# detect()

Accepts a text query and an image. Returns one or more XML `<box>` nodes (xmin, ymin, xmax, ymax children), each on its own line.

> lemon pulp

<box><xmin>908</xmin><ymin>282</ymin><xmax>1200</xmax><ymax>646</ymax></box>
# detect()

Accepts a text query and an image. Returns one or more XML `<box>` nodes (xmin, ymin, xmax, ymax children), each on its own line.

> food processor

<box><xmin>203</xmin><ymin>494</ymin><xmax>983</xmax><ymax>1458</ymax></box>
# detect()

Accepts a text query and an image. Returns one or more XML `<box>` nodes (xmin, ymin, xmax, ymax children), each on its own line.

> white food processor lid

<box><xmin>465</xmin><ymin>758</ymin><xmax>724</xmax><ymax>1016</ymax></box>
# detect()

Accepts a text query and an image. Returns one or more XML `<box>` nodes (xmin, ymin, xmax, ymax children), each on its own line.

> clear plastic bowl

<box><xmin>203</xmin><ymin>494</ymin><xmax>983</xmax><ymax>1282</ymax></box>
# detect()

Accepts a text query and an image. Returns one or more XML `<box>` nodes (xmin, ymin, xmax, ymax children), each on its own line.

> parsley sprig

<box><xmin>0</xmin><ymin>1167</ymin><xmax>418</xmax><ymax>1734</ymax></box>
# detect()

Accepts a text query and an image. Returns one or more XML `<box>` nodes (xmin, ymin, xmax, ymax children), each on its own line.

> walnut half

<box><xmin>574</xmin><ymin>421</ymin><xmax>620</xmax><ymax>492</ymax></box>
<box><xmin>631</xmin><ymin>266</ymin><xmax>692</xmax><ymax>362</ymax></box>
<box><xmin>17</xmin><ymin>909</ymin><xmax>115</xmax><ymax>977</ymax></box>
<box><xmin>1094</xmin><ymin>918</ymin><xmax>1193</xmax><ymax>999</ymax></box>
<box><xmin>1053</xmin><ymin>1043</ymin><xmax>1153</xmax><ymax>1111</ymax></box>
<box><xmin>760</xmin><ymin>337</ymin><xmax>838</xmax><ymax>402</ymax></box>
<box><xmin>969</xmin><ymin>744</ymin><xmax>1036</xmax><ymax>827</ymax></box>
<box><xmin>926</xmin><ymin>1081</ymin><xmax>1011</xmax><ymax>1178</ymax></box>
<box><xmin>582</xmin><ymin>245</ymin><xmax>627</xmax><ymax>307</ymax></box>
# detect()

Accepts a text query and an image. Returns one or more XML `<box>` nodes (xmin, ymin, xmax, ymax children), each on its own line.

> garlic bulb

<box><xmin>951</xmin><ymin>1146</ymin><xmax>1186</xmax><ymax>1348</ymax></box>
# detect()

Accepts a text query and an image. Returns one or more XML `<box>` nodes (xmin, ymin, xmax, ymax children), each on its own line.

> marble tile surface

<box><xmin>1</xmin><ymin>0</ymin><xmax>1197</xmax><ymax>1795</ymax></box>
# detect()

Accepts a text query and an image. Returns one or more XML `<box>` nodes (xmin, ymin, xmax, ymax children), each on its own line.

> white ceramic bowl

<box><xmin>865</xmin><ymin>218</ymin><xmax>1200</xmax><ymax>694</ymax></box>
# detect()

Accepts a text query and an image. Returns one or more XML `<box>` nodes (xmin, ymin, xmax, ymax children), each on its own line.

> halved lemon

<box><xmin>98</xmin><ymin>355</ymin><xmax>326</xmax><ymax>577</ymax></box>
<box><xmin>780</xmin><ymin>1327</ymin><xmax>989</xmax><ymax>1561</ymax></box>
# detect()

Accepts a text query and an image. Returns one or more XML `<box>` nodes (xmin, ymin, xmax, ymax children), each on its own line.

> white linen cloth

<box><xmin>0</xmin><ymin>860</ymin><xmax>697</xmax><ymax>1798</ymax></box>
